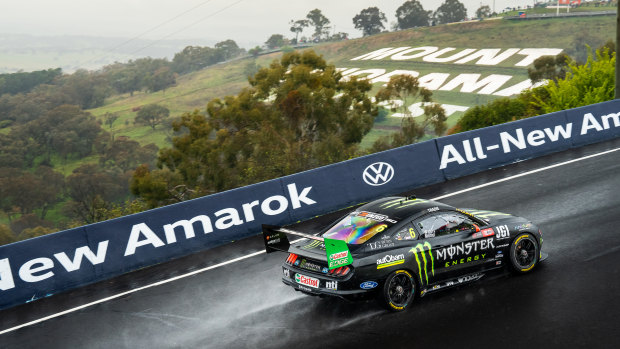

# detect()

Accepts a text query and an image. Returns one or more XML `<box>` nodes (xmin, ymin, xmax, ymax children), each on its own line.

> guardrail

<box><xmin>1</xmin><ymin>99</ymin><xmax>619</xmax><ymax>310</ymax></box>
<box><xmin>505</xmin><ymin>10</ymin><xmax>616</xmax><ymax>20</ymax></box>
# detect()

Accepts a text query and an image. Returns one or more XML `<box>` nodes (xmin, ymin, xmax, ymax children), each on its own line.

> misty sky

<box><xmin>1</xmin><ymin>0</ymin><xmax>541</xmax><ymax>48</ymax></box>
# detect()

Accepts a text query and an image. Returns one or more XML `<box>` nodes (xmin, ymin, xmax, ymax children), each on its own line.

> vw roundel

<box><xmin>262</xmin><ymin>195</ymin><xmax>547</xmax><ymax>311</ymax></box>
<box><xmin>362</xmin><ymin>162</ymin><xmax>394</xmax><ymax>186</ymax></box>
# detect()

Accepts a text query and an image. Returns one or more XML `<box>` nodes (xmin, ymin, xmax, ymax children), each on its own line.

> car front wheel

<box><xmin>509</xmin><ymin>233</ymin><xmax>539</xmax><ymax>273</ymax></box>
<box><xmin>381</xmin><ymin>270</ymin><xmax>415</xmax><ymax>311</ymax></box>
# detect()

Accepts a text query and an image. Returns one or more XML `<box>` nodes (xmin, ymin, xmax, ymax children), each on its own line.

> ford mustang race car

<box><xmin>262</xmin><ymin>196</ymin><xmax>547</xmax><ymax>311</ymax></box>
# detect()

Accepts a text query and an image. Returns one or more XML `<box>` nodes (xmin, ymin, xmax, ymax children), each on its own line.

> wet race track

<box><xmin>1</xmin><ymin>139</ymin><xmax>620</xmax><ymax>348</ymax></box>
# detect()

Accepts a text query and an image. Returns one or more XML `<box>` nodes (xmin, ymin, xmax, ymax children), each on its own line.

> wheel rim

<box><xmin>387</xmin><ymin>273</ymin><xmax>413</xmax><ymax>307</ymax></box>
<box><xmin>514</xmin><ymin>236</ymin><xmax>537</xmax><ymax>269</ymax></box>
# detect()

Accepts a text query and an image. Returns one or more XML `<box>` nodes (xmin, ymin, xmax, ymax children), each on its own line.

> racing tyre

<box><xmin>509</xmin><ymin>233</ymin><xmax>539</xmax><ymax>273</ymax></box>
<box><xmin>381</xmin><ymin>270</ymin><xmax>415</xmax><ymax>312</ymax></box>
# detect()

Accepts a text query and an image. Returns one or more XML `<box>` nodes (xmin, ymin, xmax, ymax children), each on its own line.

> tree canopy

<box><xmin>135</xmin><ymin>104</ymin><xmax>170</xmax><ymax>130</ymax></box>
<box><xmin>475</xmin><ymin>5</ymin><xmax>491</xmax><ymax>18</ymax></box>
<box><xmin>396</xmin><ymin>0</ymin><xmax>431</xmax><ymax>29</ymax></box>
<box><xmin>434</xmin><ymin>0</ymin><xmax>468</xmax><ymax>24</ymax></box>
<box><xmin>372</xmin><ymin>74</ymin><xmax>446</xmax><ymax>152</ymax></box>
<box><xmin>353</xmin><ymin>7</ymin><xmax>387</xmax><ymax>36</ymax></box>
<box><xmin>265</xmin><ymin>34</ymin><xmax>286</xmax><ymax>49</ymax></box>
<box><xmin>306</xmin><ymin>9</ymin><xmax>331</xmax><ymax>40</ymax></box>
<box><xmin>132</xmin><ymin>50</ymin><xmax>377</xmax><ymax>207</ymax></box>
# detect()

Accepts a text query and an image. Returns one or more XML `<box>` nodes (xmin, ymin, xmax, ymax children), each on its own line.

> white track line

<box><xmin>2</xmin><ymin>146</ymin><xmax>619</xmax><ymax>335</ymax></box>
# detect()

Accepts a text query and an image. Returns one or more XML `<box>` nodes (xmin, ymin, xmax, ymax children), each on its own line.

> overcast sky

<box><xmin>1</xmin><ymin>0</ymin><xmax>540</xmax><ymax>48</ymax></box>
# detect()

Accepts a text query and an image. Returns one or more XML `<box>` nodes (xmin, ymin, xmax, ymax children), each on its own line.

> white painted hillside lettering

<box><xmin>350</xmin><ymin>46</ymin><xmax>563</xmax><ymax>67</ymax></box>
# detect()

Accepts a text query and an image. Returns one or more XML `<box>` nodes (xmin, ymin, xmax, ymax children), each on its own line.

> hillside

<box><xmin>88</xmin><ymin>15</ymin><xmax>616</xmax><ymax>149</ymax></box>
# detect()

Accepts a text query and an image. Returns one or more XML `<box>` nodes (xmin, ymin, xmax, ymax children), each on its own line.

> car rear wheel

<box><xmin>381</xmin><ymin>270</ymin><xmax>415</xmax><ymax>311</ymax></box>
<box><xmin>509</xmin><ymin>233</ymin><xmax>539</xmax><ymax>273</ymax></box>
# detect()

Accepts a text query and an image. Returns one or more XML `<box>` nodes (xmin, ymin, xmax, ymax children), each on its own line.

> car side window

<box><xmin>394</xmin><ymin>222</ymin><xmax>418</xmax><ymax>241</ymax></box>
<box><xmin>415</xmin><ymin>212</ymin><xmax>476</xmax><ymax>238</ymax></box>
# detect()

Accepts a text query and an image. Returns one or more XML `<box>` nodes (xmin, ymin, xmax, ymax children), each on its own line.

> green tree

<box><xmin>528</xmin><ymin>53</ymin><xmax>570</xmax><ymax>83</ymax></box>
<box><xmin>145</xmin><ymin>66</ymin><xmax>176</xmax><ymax>93</ymax></box>
<box><xmin>373</xmin><ymin>74</ymin><xmax>446</xmax><ymax>151</ymax></box>
<box><xmin>135</xmin><ymin>50</ymin><xmax>377</xmax><ymax>206</ymax></box>
<box><xmin>65</xmin><ymin>164</ymin><xmax>126</xmax><ymax>224</ymax></box>
<box><xmin>456</xmin><ymin>97</ymin><xmax>527</xmax><ymax>133</ymax></box>
<box><xmin>248</xmin><ymin>46</ymin><xmax>262</xmax><ymax>58</ymax></box>
<box><xmin>396</xmin><ymin>0</ymin><xmax>431</xmax><ymax>29</ymax></box>
<box><xmin>536</xmin><ymin>47</ymin><xmax>615</xmax><ymax>113</ymax></box>
<box><xmin>289</xmin><ymin>19</ymin><xmax>309</xmax><ymax>43</ymax></box>
<box><xmin>434</xmin><ymin>0</ymin><xmax>468</xmax><ymax>24</ymax></box>
<box><xmin>353</xmin><ymin>7</ymin><xmax>387</xmax><ymax>36</ymax></box>
<box><xmin>265</xmin><ymin>34</ymin><xmax>286</xmax><ymax>49</ymax></box>
<box><xmin>306</xmin><ymin>9</ymin><xmax>331</xmax><ymax>40</ymax></box>
<box><xmin>0</xmin><ymin>224</ymin><xmax>16</xmax><ymax>246</ymax></box>
<box><xmin>99</xmin><ymin>136</ymin><xmax>158</xmax><ymax>172</ymax></box>
<box><xmin>215</xmin><ymin>39</ymin><xmax>243</xmax><ymax>60</ymax></box>
<box><xmin>476</xmin><ymin>5</ymin><xmax>491</xmax><ymax>18</ymax></box>
<box><xmin>104</xmin><ymin>112</ymin><xmax>119</xmax><ymax>129</ymax></box>
<box><xmin>17</xmin><ymin>226</ymin><xmax>55</xmax><ymax>241</ymax></box>
<box><xmin>135</xmin><ymin>104</ymin><xmax>170</xmax><ymax>129</ymax></box>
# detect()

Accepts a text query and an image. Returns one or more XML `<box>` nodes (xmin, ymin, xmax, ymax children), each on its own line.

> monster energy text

<box><xmin>435</xmin><ymin>238</ymin><xmax>494</xmax><ymax>260</ymax></box>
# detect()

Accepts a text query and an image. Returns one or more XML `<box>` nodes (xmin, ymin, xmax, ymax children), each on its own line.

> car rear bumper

<box><xmin>281</xmin><ymin>265</ymin><xmax>375</xmax><ymax>299</ymax></box>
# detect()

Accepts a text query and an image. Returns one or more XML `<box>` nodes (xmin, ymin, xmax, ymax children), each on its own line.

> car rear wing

<box><xmin>261</xmin><ymin>224</ymin><xmax>353</xmax><ymax>269</ymax></box>
<box><xmin>261</xmin><ymin>224</ymin><xmax>323</xmax><ymax>254</ymax></box>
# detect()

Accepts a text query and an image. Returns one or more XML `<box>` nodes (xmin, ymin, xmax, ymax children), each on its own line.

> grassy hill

<box><xmin>88</xmin><ymin>15</ymin><xmax>616</xmax><ymax>150</ymax></box>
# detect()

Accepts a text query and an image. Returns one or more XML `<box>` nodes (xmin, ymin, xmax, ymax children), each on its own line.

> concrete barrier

<box><xmin>1</xmin><ymin>100</ymin><xmax>618</xmax><ymax>310</ymax></box>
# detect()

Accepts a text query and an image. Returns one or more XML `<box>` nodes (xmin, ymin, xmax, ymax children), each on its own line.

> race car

<box><xmin>262</xmin><ymin>195</ymin><xmax>547</xmax><ymax>311</ymax></box>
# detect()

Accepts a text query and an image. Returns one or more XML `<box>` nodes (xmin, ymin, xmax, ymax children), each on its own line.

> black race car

<box><xmin>262</xmin><ymin>195</ymin><xmax>547</xmax><ymax>311</ymax></box>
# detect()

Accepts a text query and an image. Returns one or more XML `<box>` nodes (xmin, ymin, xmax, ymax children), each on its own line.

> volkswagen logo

<box><xmin>363</xmin><ymin>162</ymin><xmax>394</xmax><ymax>186</ymax></box>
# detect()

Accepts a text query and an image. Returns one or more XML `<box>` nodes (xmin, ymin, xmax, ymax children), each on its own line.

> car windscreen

<box><xmin>322</xmin><ymin>211</ymin><xmax>396</xmax><ymax>244</ymax></box>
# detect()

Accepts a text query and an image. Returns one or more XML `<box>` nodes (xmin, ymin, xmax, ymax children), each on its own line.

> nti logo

<box><xmin>363</xmin><ymin>162</ymin><xmax>394</xmax><ymax>186</ymax></box>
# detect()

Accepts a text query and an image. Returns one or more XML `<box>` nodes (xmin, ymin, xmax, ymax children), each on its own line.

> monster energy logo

<box><xmin>301</xmin><ymin>240</ymin><xmax>325</xmax><ymax>250</ymax></box>
<box><xmin>409</xmin><ymin>242</ymin><xmax>434</xmax><ymax>284</ymax></box>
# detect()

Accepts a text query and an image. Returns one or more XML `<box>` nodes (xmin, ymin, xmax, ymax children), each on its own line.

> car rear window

<box><xmin>322</xmin><ymin>211</ymin><xmax>395</xmax><ymax>244</ymax></box>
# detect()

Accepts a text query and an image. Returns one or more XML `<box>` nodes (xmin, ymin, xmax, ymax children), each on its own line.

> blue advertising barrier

<box><xmin>0</xmin><ymin>100</ymin><xmax>619</xmax><ymax>310</ymax></box>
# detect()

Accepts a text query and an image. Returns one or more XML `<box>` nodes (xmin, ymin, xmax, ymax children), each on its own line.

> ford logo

<box><xmin>360</xmin><ymin>281</ymin><xmax>378</xmax><ymax>289</ymax></box>
<box><xmin>322</xmin><ymin>267</ymin><xmax>329</xmax><ymax>274</ymax></box>
<box><xmin>362</xmin><ymin>162</ymin><xmax>394</xmax><ymax>186</ymax></box>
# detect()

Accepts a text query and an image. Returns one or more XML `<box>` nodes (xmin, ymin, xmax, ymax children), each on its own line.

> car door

<box><xmin>413</xmin><ymin>211</ymin><xmax>493</xmax><ymax>283</ymax></box>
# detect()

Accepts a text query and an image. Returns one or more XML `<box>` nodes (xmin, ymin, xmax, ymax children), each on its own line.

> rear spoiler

<box><xmin>261</xmin><ymin>224</ymin><xmax>322</xmax><ymax>253</ymax></box>
<box><xmin>261</xmin><ymin>224</ymin><xmax>353</xmax><ymax>269</ymax></box>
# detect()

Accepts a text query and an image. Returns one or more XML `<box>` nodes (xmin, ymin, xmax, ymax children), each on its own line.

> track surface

<box><xmin>2</xmin><ymin>139</ymin><xmax>620</xmax><ymax>348</ymax></box>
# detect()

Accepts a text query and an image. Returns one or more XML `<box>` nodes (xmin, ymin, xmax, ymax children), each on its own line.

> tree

<box><xmin>134</xmin><ymin>50</ymin><xmax>377</xmax><ymax>206</ymax></box>
<box><xmin>373</xmin><ymin>74</ymin><xmax>446</xmax><ymax>151</ymax></box>
<box><xmin>135</xmin><ymin>104</ymin><xmax>170</xmax><ymax>129</ymax></box>
<box><xmin>536</xmin><ymin>47</ymin><xmax>615</xmax><ymax>114</ymax></box>
<box><xmin>99</xmin><ymin>136</ymin><xmax>158</xmax><ymax>172</ymax></box>
<box><xmin>145</xmin><ymin>66</ymin><xmax>176</xmax><ymax>93</ymax></box>
<box><xmin>396</xmin><ymin>0</ymin><xmax>431</xmax><ymax>29</ymax></box>
<box><xmin>434</xmin><ymin>0</ymin><xmax>468</xmax><ymax>24</ymax></box>
<box><xmin>0</xmin><ymin>224</ymin><xmax>15</xmax><ymax>246</ymax></box>
<box><xmin>65</xmin><ymin>164</ymin><xmax>126</xmax><ymax>224</ymax></box>
<box><xmin>248</xmin><ymin>46</ymin><xmax>262</xmax><ymax>58</ymax></box>
<box><xmin>104</xmin><ymin>112</ymin><xmax>119</xmax><ymax>129</ymax></box>
<box><xmin>476</xmin><ymin>5</ymin><xmax>491</xmax><ymax>18</ymax></box>
<box><xmin>456</xmin><ymin>97</ymin><xmax>527</xmax><ymax>133</ymax></box>
<box><xmin>353</xmin><ymin>7</ymin><xmax>387</xmax><ymax>36</ymax></box>
<box><xmin>306</xmin><ymin>9</ymin><xmax>331</xmax><ymax>41</ymax></box>
<box><xmin>289</xmin><ymin>19</ymin><xmax>309</xmax><ymax>43</ymax></box>
<box><xmin>215</xmin><ymin>39</ymin><xmax>243</xmax><ymax>60</ymax></box>
<box><xmin>528</xmin><ymin>53</ymin><xmax>570</xmax><ymax>83</ymax></box>
<box><xmin>265</xmin><ymin>34</ymin><xmax>286</xmax><ymax>49</ymax></box>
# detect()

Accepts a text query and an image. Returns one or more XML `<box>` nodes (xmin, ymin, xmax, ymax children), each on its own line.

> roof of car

<box><xmin>359</xmin><ymin>196</ymin><xmax>455</xmax><ymax>221</ymax></box>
